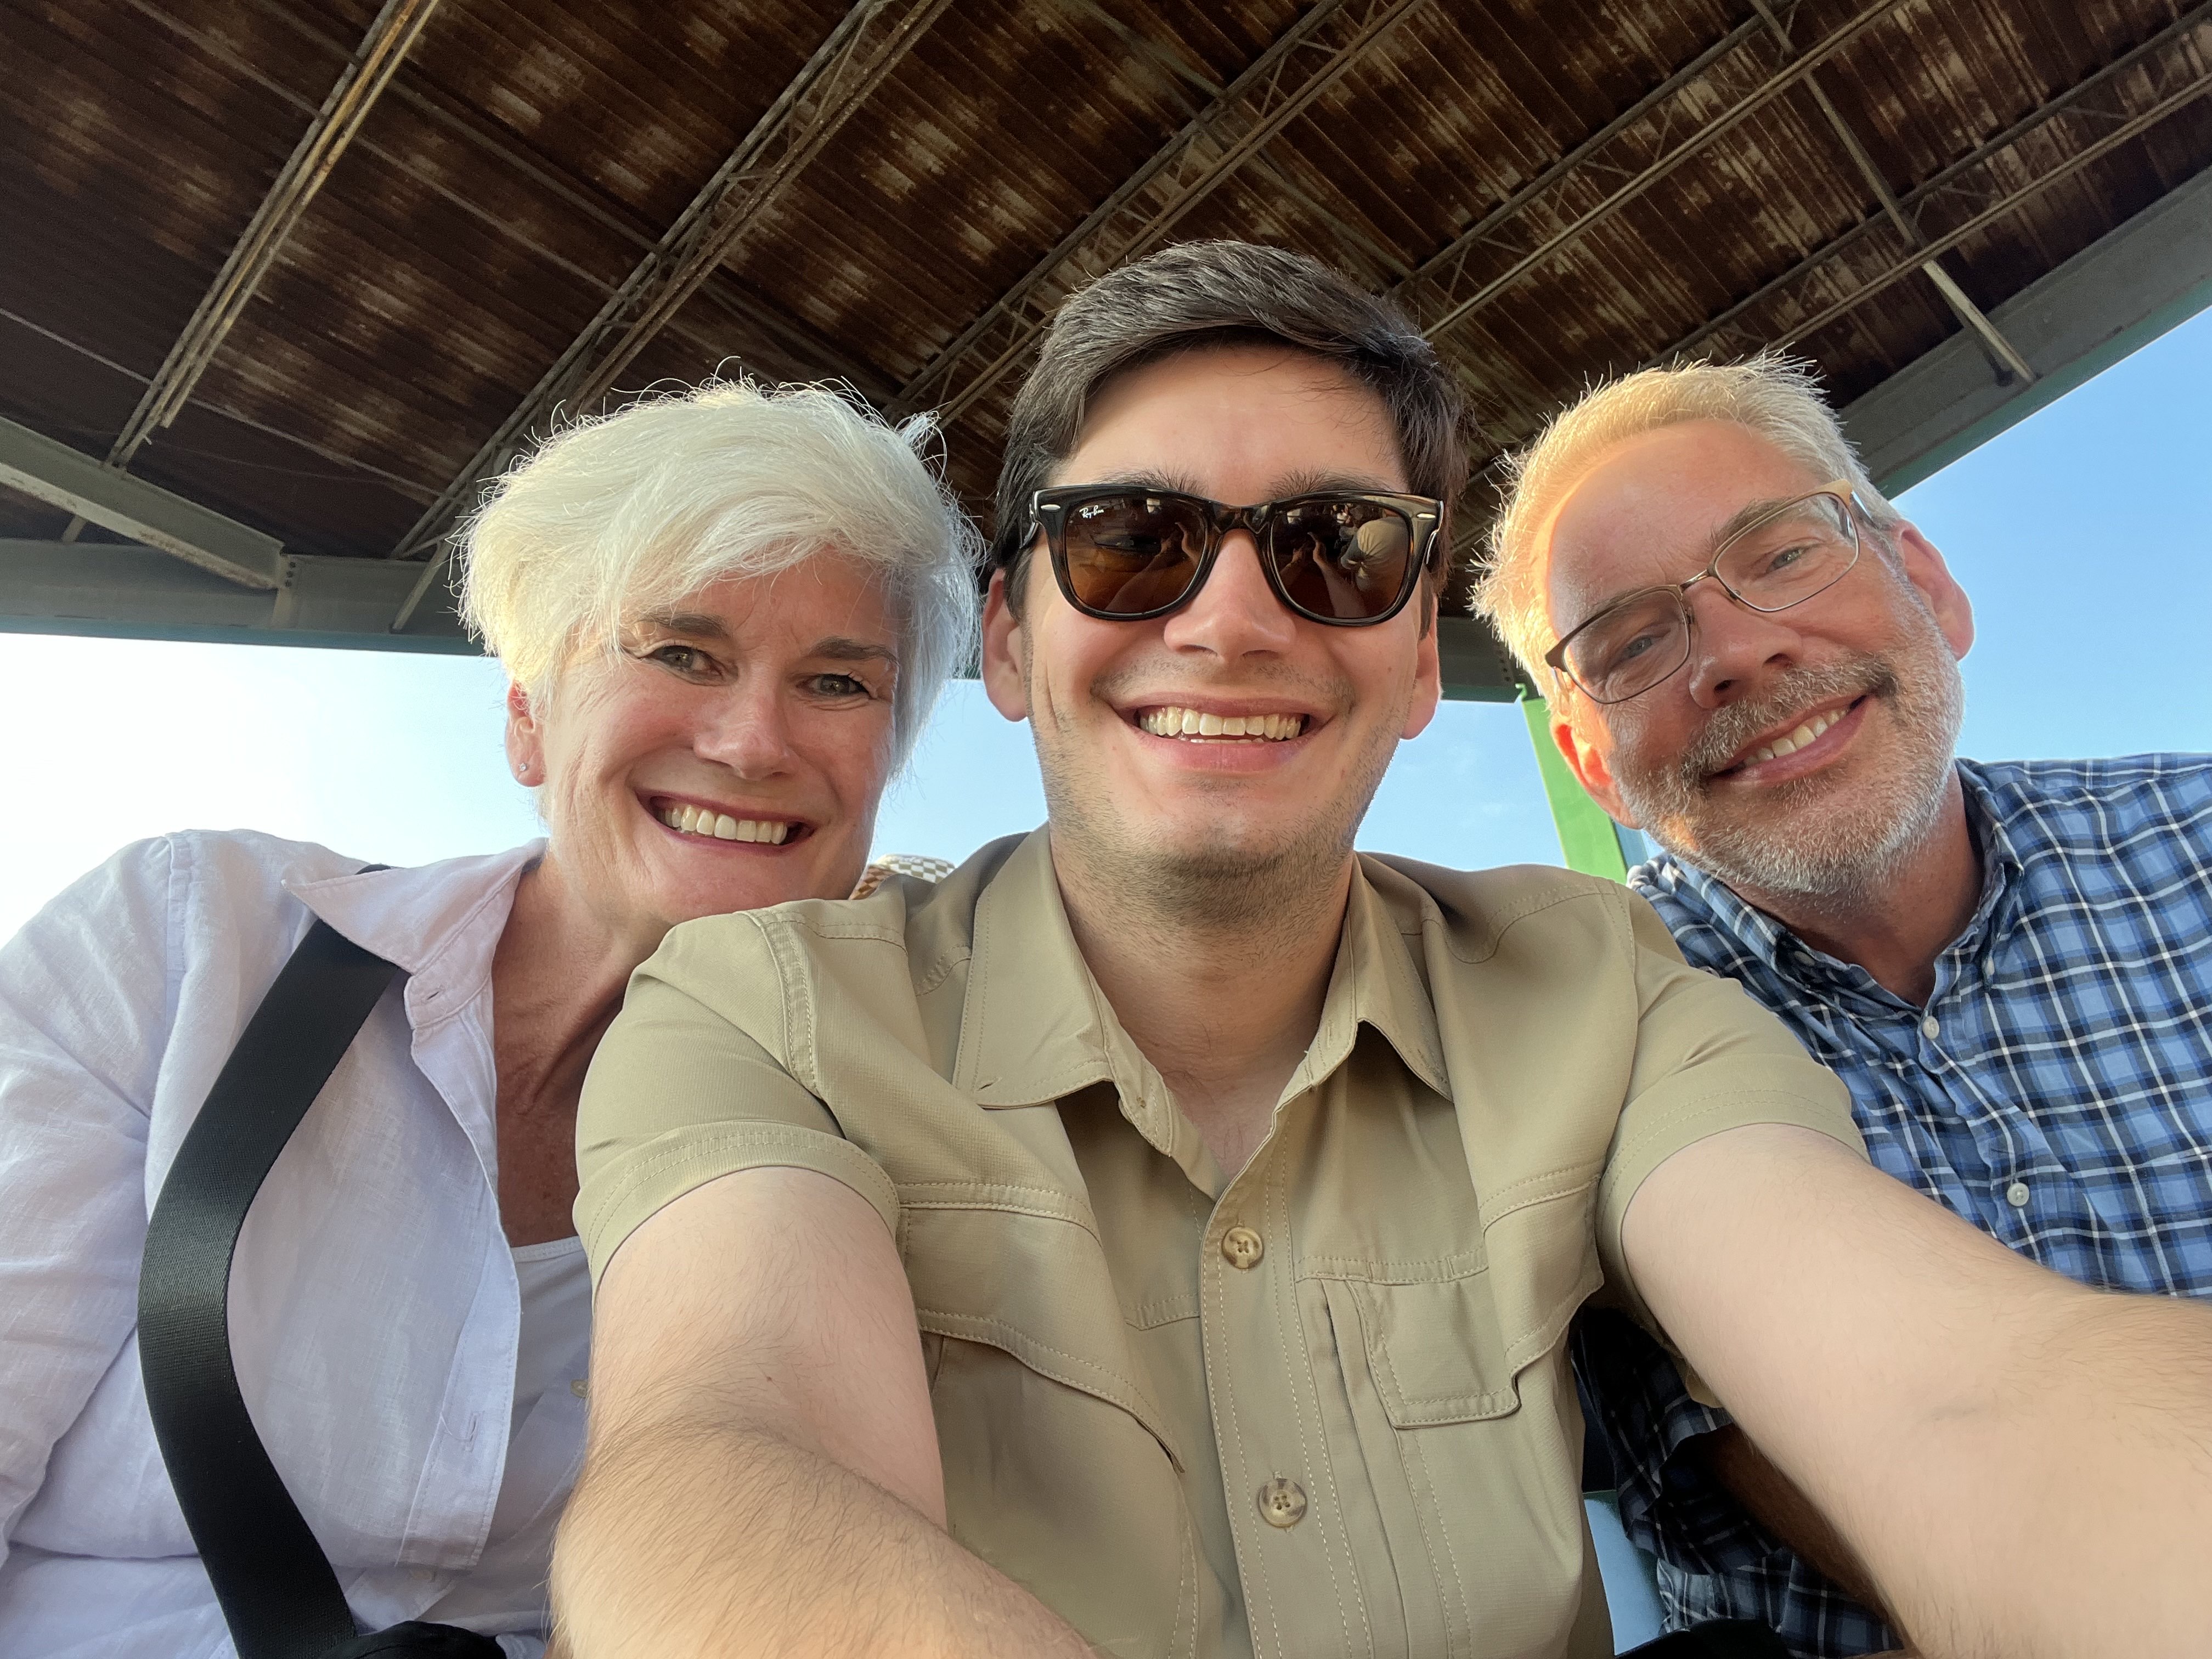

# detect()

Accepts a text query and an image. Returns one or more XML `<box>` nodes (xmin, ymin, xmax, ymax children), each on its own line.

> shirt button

<box><xmin>1257</xmin><ymin>1477</ymin><xmax>1308</xmax><ymax>1528</ymax></box>
<box><xmin>569</xmin><ymin>1378</ymin><xmax>589</xmax><ymax>1399</ymax></box>
<box><xmin>1921</xmin><ymin>1015</ymin><xmax>1941</xmax><ymax>1040</ymax></box>
<box><xmin>2005</xmin><ymin>1181</ymin><xmax>2031</xmax><ymax>1209</ymax></box>
<box><xmin>1220</xmin><ymin>1226</ymin><xmax>1265</xmax><ymax>1270</ymax></box>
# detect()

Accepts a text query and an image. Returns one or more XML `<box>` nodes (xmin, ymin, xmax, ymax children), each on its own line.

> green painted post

<box><xmin>1520</xmin><ymin>695</ymin><xmax>1638</xmax><ymax>883</ymax></box>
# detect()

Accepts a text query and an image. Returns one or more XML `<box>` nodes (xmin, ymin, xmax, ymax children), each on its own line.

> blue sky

<box><xmin>2</xmin><ymin>303</ymin><xmax>2207</xmax><ymax>940</ymax></box>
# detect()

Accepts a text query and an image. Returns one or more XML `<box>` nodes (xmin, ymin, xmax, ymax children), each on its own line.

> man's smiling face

<box><xmin>981</xmin><ymin>342</ymin><xmax>1441</xmax><ymax>918</ymax></box>
<box><xmin>1542</xmin><ymin>419</ymin><xmax>1976</xmax><ymax>901</ymax></box>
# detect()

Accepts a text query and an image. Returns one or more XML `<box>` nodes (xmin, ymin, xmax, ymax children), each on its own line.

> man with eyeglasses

<box><xmin>549</xmin><ymin>248</ymin><xmax>2212</xmax><ymax>1659</ymax></box>
<box><xmin>1478</xmin><ymin>354</ymin><xmax>2212</xmax><ymax>1659</ymax></box>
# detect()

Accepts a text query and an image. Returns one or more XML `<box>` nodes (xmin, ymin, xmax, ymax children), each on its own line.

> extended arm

<box><xmin>1694</xmin><ymin>1424</ymin><xmax>1890</xmax><ymax>1617</ymax></box>
<box><xmin>550</xmin><ymin>1166</ymin><xmax>1093</xmax><ymax>1659</ymax></box>
<box><xmin>1624</xmin><ymin>1123</ymin><xmax>2212</xmax><ymax>1658</ymax></box>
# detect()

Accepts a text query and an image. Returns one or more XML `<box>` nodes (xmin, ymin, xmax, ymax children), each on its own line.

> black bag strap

<box><xmin>139</xmin><ymin>896</ymin><xmax>500</xmax><ymax>1659</ymax></box>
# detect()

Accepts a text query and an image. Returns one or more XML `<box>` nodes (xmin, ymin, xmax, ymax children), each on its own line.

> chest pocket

<box><xmin>1307</xmin><ymin>1242</ymin><xmax>1601</xmax><ymax>1659</ymax></box>
<box><xmin>899</xmin><ymin>1202</ymin><xmax>1206</xmax><ymax>1659</ymax></box>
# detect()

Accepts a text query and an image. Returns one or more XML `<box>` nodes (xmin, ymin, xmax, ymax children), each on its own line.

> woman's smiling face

<box><xmin>508</xmin><ymin>550</ymin><xmax>903</xmax><ymax>936</ymax></box>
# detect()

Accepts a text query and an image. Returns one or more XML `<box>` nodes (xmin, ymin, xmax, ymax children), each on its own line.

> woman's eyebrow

<box><xmin>641</xmin><ymin>611</ymin><xmax>730</xmax><ymax>641</ymax></box>
<box><xmin>808</xmin><ymin>636</ymin><xmax>900</xmax><ymax>668</ymax></box>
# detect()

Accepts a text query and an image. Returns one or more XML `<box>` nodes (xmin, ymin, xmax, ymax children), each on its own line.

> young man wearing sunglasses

<box><xmin>1477</xmin><ymin>354</ymin><xmax>2212</xmax><ymax>1658</ymax></box>
<box><xmin>551</xmin><ymin>246</ymin><xmax>2212</xmax><ymax>1659</ymax></box>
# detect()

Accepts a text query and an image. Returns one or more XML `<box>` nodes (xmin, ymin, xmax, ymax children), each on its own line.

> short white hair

<box><xmin>459</xmin><ymin>379</ymin><xmax>980</xmax><ymax>770</ymax></box>
<box><xmin>1475</xmin><ymin>352</ymin><xmax>1900</xmax><ymax>688</ymax></box>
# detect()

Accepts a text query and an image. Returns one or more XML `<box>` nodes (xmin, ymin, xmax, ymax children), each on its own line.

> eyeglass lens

<box><xmin>1059</xmin><ymin>493</ymin><xmax>1415</xmax><ymax>621</ymax></box>
<box><xmin>1561</xmin><ymin>493</ymin><xmax>1858</xmax><ymax>703</ymax></box>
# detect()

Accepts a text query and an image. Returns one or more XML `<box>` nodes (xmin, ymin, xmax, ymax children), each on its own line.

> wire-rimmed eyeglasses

<box><xmin>1543</xmin><ymin>481</ymin><xmax>1866</xmax><ymax>705</ymax></box>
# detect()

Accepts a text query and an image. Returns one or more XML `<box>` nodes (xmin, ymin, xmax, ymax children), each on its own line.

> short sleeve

<box><xmin>574</xmin><ymin>957</ymin><xmax>900</xmax><ymax>1285</ymax></box>
<box><xmin>1592</xmin><ymin>896</ymin><xmax>1865</xmax><ymax>1343</ymax></box>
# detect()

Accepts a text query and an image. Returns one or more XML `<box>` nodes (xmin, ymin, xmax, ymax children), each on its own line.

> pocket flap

<box><xmin>900</xmin><ymin>1201</ymin><xmax>1184</xmax><ymax>1468</ymax></box>
<box><xmin>1353</xmin><ymin>1274</ymin><xmax>1526</xmax><ymax>1426</ymax></box>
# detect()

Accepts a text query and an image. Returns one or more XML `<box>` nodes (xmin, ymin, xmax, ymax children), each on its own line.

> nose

<box><xmin>1680</xmin><ymin>580</ymin><xmax>1806</xmax><ymax>710</ymax></box>
<box><xmin>1159</xmin><ymin>530</ymin><xmax>1297</xmax><ymax>659</ymax></box>
<box><xmin>697</xmin><ymin>675</ymin><xmax>799</xmax><ymax>779</ymax></box>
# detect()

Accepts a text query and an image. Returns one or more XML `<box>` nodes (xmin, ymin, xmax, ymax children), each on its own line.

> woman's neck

<box><xmin>488</xmin><ymin>853</ymin><xmax>665</xmax><ymax>1244</ymax></box>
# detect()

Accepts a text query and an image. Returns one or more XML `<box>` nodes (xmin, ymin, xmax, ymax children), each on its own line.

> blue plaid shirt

<box><xmin>1576</xmin><ymin>755</ymin><xmax>2212</xmax><ymax>1657</ymax></box>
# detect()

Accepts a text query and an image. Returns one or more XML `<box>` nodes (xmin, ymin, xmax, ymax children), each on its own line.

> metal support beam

<box><xmin>124</xmin><ymin>0</ymin><xmax>895</xmax><ymax>404</ymax></box>
<box><xmin>891</xmin><ymin>0</ymin><xmax>1431</xmax><ymax>426</ymax></box>
<box><xmin>1445</xmin><ymin>5</ymin><xmax>2211</xmax><ymax>556</ymax></box>
<box><xmin>1846</xmin><ymin>160</ymin><xmax>2212</xmax><ymax>494</ymax></box>
<box><xmin>0</xmin><ymin>539</ymin><xmax>470</xmax><ymax>651</ymax></box>
<box><xmin>1436</xmin><ymin>614</ymin><xmax>1526</xmax><ymax>703</ymax></box>
<box><xmin>388</xmin><ymin>0</ymin><xmax>949</xmax><ymax>608</ymax></box>
<box><xmin>1746</xmin><ymin>0</ymin><xmax>2036</xmax><ymax>385</ymax></box>
<box><xmin>1389</xmin><ymin>11</ymin><xmax>1769</xmax><ymax>318</ymax></box>
<box><xmin>1391</xmin><ymin>0</ymin><xmax>1912</xmax><ymax>347</ymax></box>
<box><xmin>1660</xmin><ymin>2</ymin><xmax>2212</xmax><ymax>369</ymax></box>
<box><xmin>1042</xmin><ymin>0</ymin><xmax>1411</xmax><ymax>283</ymax></box>
<box><xmin>105</xmin><ymin>0</ymin><xmax>440</xmax><ymax>471</ymax></box>
<box><xmin>0</xmin><ymin>417</ymin><xmax>284</xmax><ymax>589</ymax></box>
<box><xmin>1749</xmin><ymin>68</ymin><xmax>2212</xmax><ymax>359</ymax></box>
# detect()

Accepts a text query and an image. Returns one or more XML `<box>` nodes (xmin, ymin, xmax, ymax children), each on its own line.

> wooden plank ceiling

<box><xmin>3</xmin><ymin>0</ymin><xmax>2208</xmax><ymax>601</ymax></box>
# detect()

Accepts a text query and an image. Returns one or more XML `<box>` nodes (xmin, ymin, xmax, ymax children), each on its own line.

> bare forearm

<box><xmin>1698</xmin><ymin>1426</ymin><xmax>1893</xmax><ymax>1619</ymax></box>
<box><xmin>1821</xmin><ymin>1289</ymin><xmax>2212</xmax><ymax>1658</ymax></box>
<box><xmin>551</xmin><ymin>1419</ymin><xmax>1094</xmax><ymax>1659</ymax></box>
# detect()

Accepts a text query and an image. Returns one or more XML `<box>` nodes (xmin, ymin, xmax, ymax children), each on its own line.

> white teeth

<box><xmin>1747</xmin><ymin>708</ymin><xmax>1842</xmax><ymax>765</ymax></box>
<box><xmin>1137</xmin><ymin>706</ymin><xmax>1305</xmax><ymax>741</ymax></box>
<box><xmin>656</xmin><ymin>805</ymin><xmax>795</xmax><ymax>845</ymax></box>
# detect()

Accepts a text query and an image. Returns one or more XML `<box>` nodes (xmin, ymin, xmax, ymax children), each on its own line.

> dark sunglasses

<box><xmin>1030</xmin><ymin>486</ymin><xmax>1443</xmax><ymax>627</ymax></box>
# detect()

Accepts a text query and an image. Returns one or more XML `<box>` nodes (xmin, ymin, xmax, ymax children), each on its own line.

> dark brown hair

<box><xmin>990</xmin><ymin>240</ymin><xmax>1470</xmax><ymax>600</ymax></box>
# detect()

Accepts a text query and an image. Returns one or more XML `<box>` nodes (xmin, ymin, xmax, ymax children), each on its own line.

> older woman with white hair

<box><xmin>0</xmin><ymin>381</ymin><xmax>978</xmax><ymax>1659</ymax></box>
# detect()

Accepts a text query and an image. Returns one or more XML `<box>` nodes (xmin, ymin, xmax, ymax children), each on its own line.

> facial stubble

<box><xmin>1609</xmin><ymin>599</ymin><xmax>1965</xmax><ymax>903</ymax></box>
<box><xmin>1027</xmin><ymin>636</ymin><xmax>1404</xmax><ymax>939</ymax></box>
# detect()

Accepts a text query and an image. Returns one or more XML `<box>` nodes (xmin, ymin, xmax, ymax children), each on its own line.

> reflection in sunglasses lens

<box><xmin>1066</xmin><ymin>496</ymin><xmax>1206</xmax><ymax>614</ymax></box>
<box><xmin>1270</xmin><ymin>503</ymin><xmax>1410</xmax><ymax>620</ymax></box>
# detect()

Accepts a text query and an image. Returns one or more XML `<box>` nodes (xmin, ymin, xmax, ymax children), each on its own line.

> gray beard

<box><xmin>1613</xmin><ymin>639</ymin><xmax>1965</xmax><ymax>905</ymax></box>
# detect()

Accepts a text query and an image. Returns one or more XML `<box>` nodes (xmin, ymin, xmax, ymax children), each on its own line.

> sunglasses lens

<box><xmin>1060</xmin><ymin>494</ymin><xmax>1209</xmax><ymax>616</ymax></box>
<box><xmin>1267</xmin><ymin>499</ymin><xmax>1415</xmax><ymax>620</ymax></box>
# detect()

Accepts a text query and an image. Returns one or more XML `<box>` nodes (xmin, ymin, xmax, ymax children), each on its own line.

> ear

<box><xmin>980</xmin><ymin>569</ymin><xmax>1031</xmax><ymax>723</ymax></box>
<box><xmin>504</xmin><ymin>681</ymin><xmax>548</xmax><ymax>787</ymax></box>
<box><xmin>1890</xmin><ymin>522</ymin><xmax>1974</xmax><ymax>659</ymax></box>
<box><xmin>1400</xmin><ymin>600</ymin><xmax>1443</xmax><ymax>741</ymax></box>
<box><xmin>1552</xmin><ymin>699</ymin><xmax>1640</xmax><ymax>828</ymax></box>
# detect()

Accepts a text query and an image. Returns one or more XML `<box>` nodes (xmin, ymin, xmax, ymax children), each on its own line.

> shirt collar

<box><xmin>954</xmin><ymin>831</ymin><xmax>1449</xmax><ymax>1130</ymax></box>
<box><xmin>286</xmin><ymin>842</ymin><xmax>543</xmax><ymax>1004</ymax></box>
<box><xmin>1638</xmin><ymin>759</ymin><xmax>2025</xmax><ymax>993</ymax></box>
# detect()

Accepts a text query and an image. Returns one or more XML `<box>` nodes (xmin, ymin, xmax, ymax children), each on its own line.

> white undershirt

<box><xmin>421</xmin><ymin>1237</ymin><xmax>592</xmax><ymax>1645</ymax></box>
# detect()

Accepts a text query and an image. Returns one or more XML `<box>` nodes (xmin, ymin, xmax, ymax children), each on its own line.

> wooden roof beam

<box><xmin>389</xmin><ymin>0</ymin><xmax>951</xmax><ymax>631</ymax></box>
<box><xmin>890</xmin><ymin>0</ymin><xmax>1434</xmax><ymax>427</ymax></box>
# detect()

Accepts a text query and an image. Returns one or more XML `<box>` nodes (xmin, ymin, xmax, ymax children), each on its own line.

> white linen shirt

<box><xmin>0</xmin><ymin>831</ymin><xmax>578</xmax><ymax>1658</ymax></box>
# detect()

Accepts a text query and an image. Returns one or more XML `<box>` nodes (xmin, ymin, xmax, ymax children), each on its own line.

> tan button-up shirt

<box><xmin>577</xmin><ymin>831</ymin><xmax>1861</xmax><ymax>1659</ymax></box>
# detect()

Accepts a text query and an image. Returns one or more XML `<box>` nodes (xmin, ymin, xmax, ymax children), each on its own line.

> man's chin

<box><xmin>1660</xmin><ymin>787</ymin><xmax>1939</xmax><ymax>901</ymax></box>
